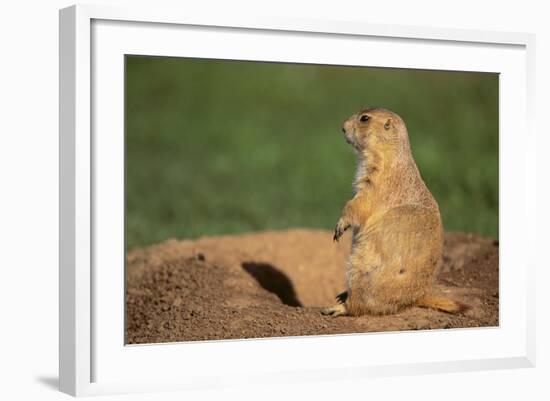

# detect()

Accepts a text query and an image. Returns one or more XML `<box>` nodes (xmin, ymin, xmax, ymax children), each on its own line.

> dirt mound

<box><xmin>126</xmin><ymin>229</ymin><xmax>498</xmax><ymax>344</ymax></box>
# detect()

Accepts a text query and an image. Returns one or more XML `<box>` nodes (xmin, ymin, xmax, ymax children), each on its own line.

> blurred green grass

<box><xmin>125</xmin><ymin>56</ymin><xmax>498</xmax><ymax>249</ymax></box>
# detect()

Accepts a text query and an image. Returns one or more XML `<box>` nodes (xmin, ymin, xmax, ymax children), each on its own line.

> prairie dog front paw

<box><xmin>333</xmin><ymin>219</ymin><xmax>350</xmax><ymax>242</ymax></box>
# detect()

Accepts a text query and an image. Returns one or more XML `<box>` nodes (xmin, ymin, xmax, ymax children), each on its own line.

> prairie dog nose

<box><xmin>342</xmin><ymin>119</ymin><xmax>354</xmax><ymax>134</ymax></box>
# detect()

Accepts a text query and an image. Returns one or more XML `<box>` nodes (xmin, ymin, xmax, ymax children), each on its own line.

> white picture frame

<box><xmin>59</xmin><ymin>3</ymin><xmax>536</xmax><ymax>397</ymax></box>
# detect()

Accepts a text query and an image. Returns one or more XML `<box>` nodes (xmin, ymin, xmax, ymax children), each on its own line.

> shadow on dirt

<box><xmin>242</xmin><ymin>261</ymin><xmax>302</xmax><ymax>307</ymax></box>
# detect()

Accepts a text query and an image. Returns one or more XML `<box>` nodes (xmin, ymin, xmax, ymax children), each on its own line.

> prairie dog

<box><xmin>323</xmin><ymin>108</ymin><xmax>466</xmax><ymax>317</ymax></box>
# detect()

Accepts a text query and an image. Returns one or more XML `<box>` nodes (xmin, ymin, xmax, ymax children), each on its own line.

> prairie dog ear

<box><xmin>384</xmin><ymin>119</ymin><xmax>391</xmax><ymax>130</ymax></box>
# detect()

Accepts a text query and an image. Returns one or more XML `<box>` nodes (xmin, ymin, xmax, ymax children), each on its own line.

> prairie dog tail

<box><xmin>415</xmin><ymin>294</ymin><xmax>468</xmax><ymax>314</ymax></box>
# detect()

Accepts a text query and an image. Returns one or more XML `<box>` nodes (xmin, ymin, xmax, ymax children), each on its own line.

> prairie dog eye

<box><xmin>360</xmin><ymin>115</ymin><xmax>370</xmax><ymax>122</ymax></box>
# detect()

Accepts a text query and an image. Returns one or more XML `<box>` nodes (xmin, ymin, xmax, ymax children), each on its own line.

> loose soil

<box><xmin>126</xmin><ymin>229</ymin><xmax>498</xmax><ymax>344</ymax></box>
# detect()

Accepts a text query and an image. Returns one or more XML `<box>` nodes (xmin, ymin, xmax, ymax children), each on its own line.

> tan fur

<box><xmin>415</xmin><ymin>295</ymin><xmax>469</xmax><ymax>314</ymax></box>
<box><xmin>322</xmin><ymin>107</ymin><xmax>465</xmax><ymax>317</ymax></box>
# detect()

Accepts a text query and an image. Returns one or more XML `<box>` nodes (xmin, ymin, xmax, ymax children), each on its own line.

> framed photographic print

<box><xmin>59</xmin><ymin>4</ymin><xmax>536</xmax><ymax>396</ymax></box>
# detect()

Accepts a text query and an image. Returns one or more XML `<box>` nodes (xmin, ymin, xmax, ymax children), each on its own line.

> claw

<box><xmin>333</xmin><ymin>220</ymin><xmax>350</xmax><ymax>242</ymax></box>
<box><xmin>333</xmin><ymin>225</ymin><xmax>343</xmax><ymax>242</ymax></box>
<box><xmin>335</xmin><ymin>291</ymin><xmax>348</xmax><ymax>304</ymax></box>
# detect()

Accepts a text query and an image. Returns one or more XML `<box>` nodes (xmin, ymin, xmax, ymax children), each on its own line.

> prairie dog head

<box><xmin>341</xmin><ymin>108</ymin><xmax>409</xmax><ymax>156</ymax></box>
